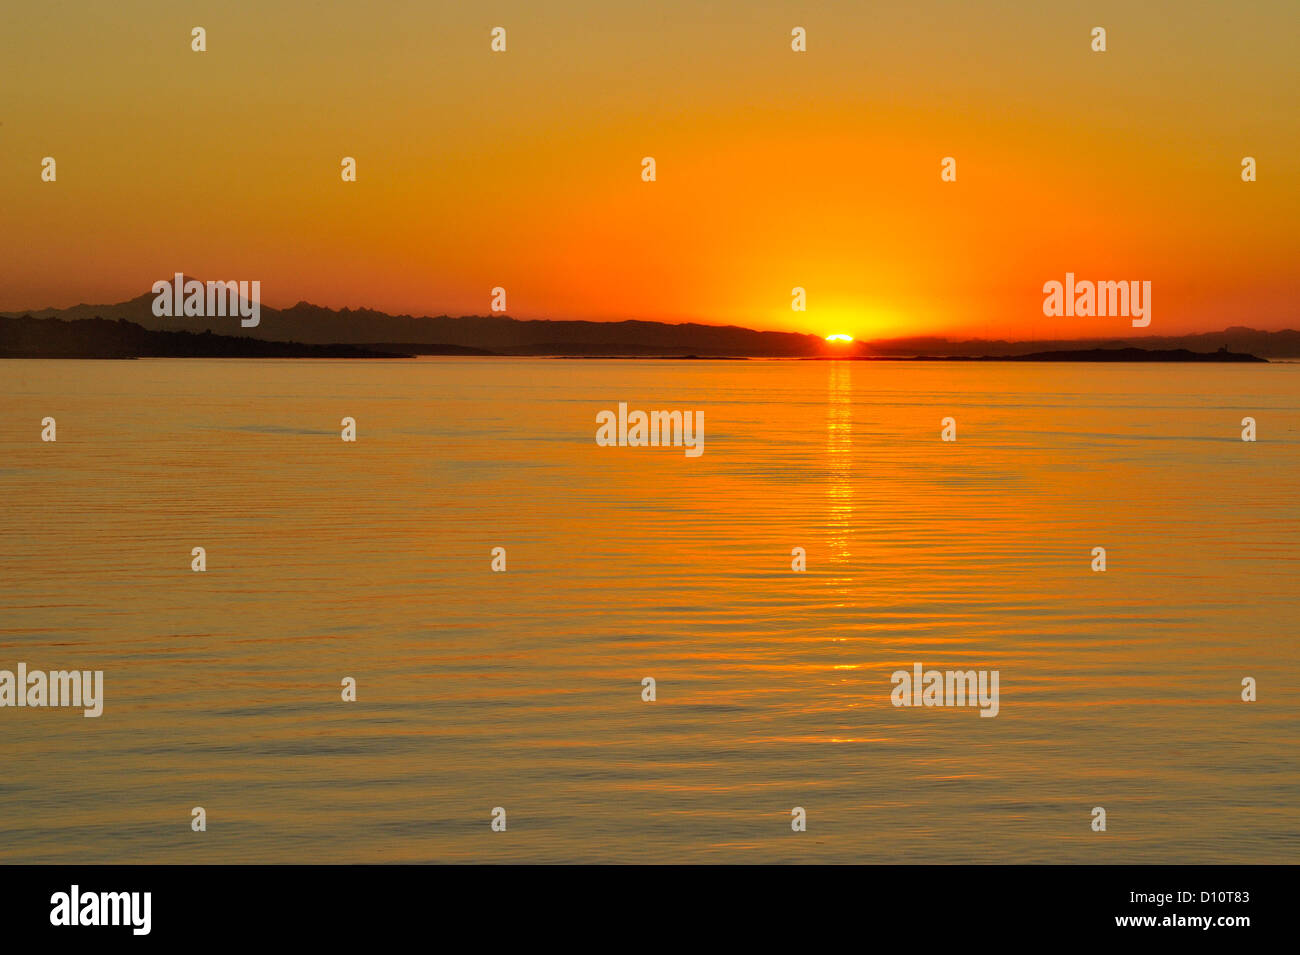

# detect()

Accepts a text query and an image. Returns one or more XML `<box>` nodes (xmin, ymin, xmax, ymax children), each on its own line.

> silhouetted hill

<box><xmin>1</xmin><ymin>282</ymin><xmax>832</xmax><ymax>356</ymax></box>
<box><xmin>0</xmin><ymin>315</ymin><xmax>407</xmax><ymax>358</ymax></box>
<box><xmin>941</xmin><ymin>347</ymin><xmax>1263</xmax><ymax>362</ymax></box>
<box><xmin>863</xmin><ymin>328</ymin><xmax>1300</xmax><ymax>359</ymax></box>
<box><xmin>810</xmin><ymin>347</ymin><xmax>1265</xmax><ymax>362</ymax></box>
<box><xmin>1000</xmin><ymin>346</ymin><xmax>1265</xmax><ymax>362</ymax></box>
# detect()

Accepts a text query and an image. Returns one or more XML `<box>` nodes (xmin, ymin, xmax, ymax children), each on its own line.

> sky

<box><xmin>2</xmin><ymin>0</ymin><xmax>1296</xmax><ymax>340</ymax></box>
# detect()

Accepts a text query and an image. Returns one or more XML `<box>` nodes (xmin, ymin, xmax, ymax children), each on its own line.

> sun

<box><xmin>825</xmin><ymin>333</ymin><xmax>854</xmax><ymax>343</ymax></box>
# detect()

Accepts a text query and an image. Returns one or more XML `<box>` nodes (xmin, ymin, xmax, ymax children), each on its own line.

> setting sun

<box><xmin>825</xmin><ymin>334</ymin><xmax>855</xmax><ymax>343</ymax></box>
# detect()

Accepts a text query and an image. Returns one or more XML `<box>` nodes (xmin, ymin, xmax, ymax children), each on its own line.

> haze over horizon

<box><xmin>8</xmin><ymin>276</ymin><xmax>1300</xmax><ymax>360</ymax></box>
<box><xmin>3</xmin><ymin>1</ymin><xmax>1297</xmax><ymax>339</ymax></box>
<box><xmin>5</xmin><ymin>276</ymin><xmax>1299</xmax><ymax>347</ymax></box>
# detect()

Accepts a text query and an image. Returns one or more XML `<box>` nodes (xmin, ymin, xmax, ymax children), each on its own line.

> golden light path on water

<box><xmin>0</xmin><ymin>357</ymin><xmax>1297</xmax><ymax>862</ymax></box>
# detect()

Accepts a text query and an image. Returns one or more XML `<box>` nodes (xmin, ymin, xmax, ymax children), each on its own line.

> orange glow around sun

<box><xmin>0</xmin><ymin>3</ymin><xmax>1295</xmax><ymax>342</ymax></box>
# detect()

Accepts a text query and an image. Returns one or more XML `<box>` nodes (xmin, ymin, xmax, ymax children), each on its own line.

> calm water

<box><xmin>1</xmin><ymin>358</ymin><xmax>1297</xmax><ymax>863</ymax></box>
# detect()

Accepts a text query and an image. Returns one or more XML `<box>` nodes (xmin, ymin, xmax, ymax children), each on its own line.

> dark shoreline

<box><xmin>0</xmin><ymin>315</ymin><xmax>1272</xmax><ymax>362</ymax></box>
<box><xmin>801</xmin><ymin>347</ymin><xmax>1267</xmax><ymax>363</ymax></box>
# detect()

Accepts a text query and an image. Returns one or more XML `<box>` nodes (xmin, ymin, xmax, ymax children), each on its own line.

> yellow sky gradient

<box><xmin>2</xmin><ymin>0</ymin><xmax>1296</xmax><ymax>340</ymax></box>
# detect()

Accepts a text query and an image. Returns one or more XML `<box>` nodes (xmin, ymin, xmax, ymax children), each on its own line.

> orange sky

<box><xmin>2</xmin><ymin>1</ymin><xmax>1296</xmax><ymax>340</ymax></box>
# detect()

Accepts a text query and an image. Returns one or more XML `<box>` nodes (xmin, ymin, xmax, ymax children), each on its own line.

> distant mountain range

<box><xmin>0</xmin><ymin>315</ymin><xmax>405</xmax><ymax>359</ymax></box>
<box><xmin>3</xmin><ymin>282</ymin><xmax>1296</xmax><ymax>359</ymax></box>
